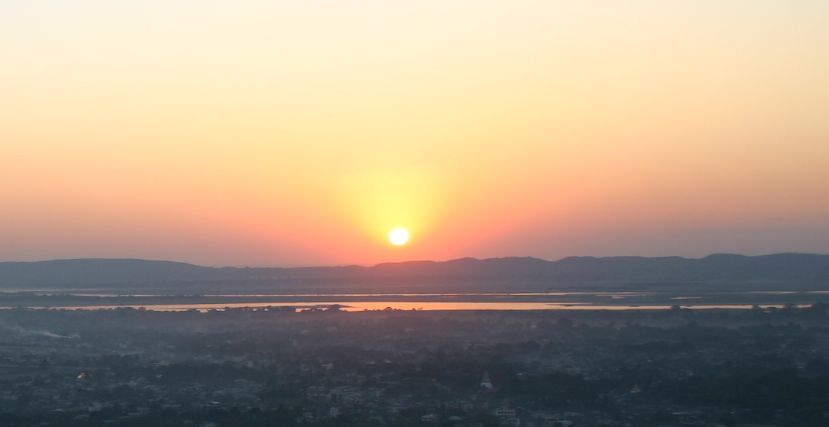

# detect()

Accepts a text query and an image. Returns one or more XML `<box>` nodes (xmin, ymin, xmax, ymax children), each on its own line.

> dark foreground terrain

<box><xmin>1</xmin><ymin>306</ymin><xmax>828</xmax><ymax>427</ymax></box>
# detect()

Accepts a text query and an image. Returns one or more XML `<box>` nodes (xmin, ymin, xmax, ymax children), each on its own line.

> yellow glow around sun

<box><xmin>388</xmin><ymin>227</ymin><xmax>410</xmax><ymax>246</ymax></box>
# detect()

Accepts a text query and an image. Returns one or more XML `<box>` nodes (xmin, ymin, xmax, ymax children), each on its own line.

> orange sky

<box><xmin>1</xmin><ymin>1</ymin><xmax>828</xmax><ymax>266</ymax></box>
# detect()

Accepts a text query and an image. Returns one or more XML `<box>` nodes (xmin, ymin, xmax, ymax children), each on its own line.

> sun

<box><xmin>388</xmin><ymin>227</ymin><xmax>410</xmax><ymax>246</ymax></box>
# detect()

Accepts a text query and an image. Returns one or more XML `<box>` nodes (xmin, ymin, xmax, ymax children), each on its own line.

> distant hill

<box><xmin>0</xmin><ymin>253</ymin><xmax>828</xmax><ymax>291</ymax></box>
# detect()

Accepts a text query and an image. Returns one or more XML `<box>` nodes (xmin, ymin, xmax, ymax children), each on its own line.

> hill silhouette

<box><xmin>1</xmin><ymin>253</ymin><xmax>828</xmax><ymax>292</ymax></box>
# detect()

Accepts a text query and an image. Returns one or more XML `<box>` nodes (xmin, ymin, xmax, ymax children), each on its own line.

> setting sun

<box><xmin>388</xmin><ymin>228</ymin><xmax>410</xmax><ymax>246</ymax></box>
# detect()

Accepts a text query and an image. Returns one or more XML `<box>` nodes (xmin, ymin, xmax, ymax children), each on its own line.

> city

<box><xmin>1</xmin><ymin>305</ymin><xmax>827</xmax><ymax>426</ymax></box>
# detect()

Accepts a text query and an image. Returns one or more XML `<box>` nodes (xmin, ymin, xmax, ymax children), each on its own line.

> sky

<box><xmin>1</xmin><ymin>1</ymin><xmax>828</xmax><ymax>266</ymax></box>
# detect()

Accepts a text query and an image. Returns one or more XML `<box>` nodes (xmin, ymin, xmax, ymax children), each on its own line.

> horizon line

<box><xmin>1</xmin><ymin>252</ymin><xmax>825</xmax><ymax>270</ymax></box>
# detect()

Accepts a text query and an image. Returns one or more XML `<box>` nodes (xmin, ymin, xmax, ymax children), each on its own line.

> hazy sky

<box><xmin>2</xmin><ymin>1</ymin><xmax>828</xmax><ymax>266</ymax></box>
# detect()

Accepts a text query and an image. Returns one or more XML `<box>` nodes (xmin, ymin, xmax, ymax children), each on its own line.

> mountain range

<box><xmin>1</xmin><ymin>253</ymin><xmax>828</xmax><ymax>291</ymax></box>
